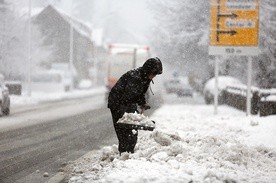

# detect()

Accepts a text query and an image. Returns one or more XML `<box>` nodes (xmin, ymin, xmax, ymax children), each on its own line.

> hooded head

<box><xmin>142</xmin><ymin>57</ymin><xmax>163</xmax><ymax>76</ymax></box>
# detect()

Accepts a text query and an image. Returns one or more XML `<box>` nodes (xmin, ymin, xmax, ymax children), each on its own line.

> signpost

<box><xmin>209</xmin><ymin>0</ymin><xmax>259</xmax><ymax>115</ymax></box>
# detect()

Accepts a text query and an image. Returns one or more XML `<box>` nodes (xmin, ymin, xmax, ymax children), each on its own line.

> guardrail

<box><xmin>259</xmin><ymin>89</ymin><xmax>276</xmax><ymax>116</ymax></box>
<box><xmin>223</xmin><ymin>86</ymin><xmax>276</xmax><ymax>116</ymax></box>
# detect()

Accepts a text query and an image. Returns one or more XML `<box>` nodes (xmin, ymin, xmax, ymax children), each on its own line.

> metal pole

<box><xmin>27</xmin><ymin>0</ymin><xmax>32</xmax><ymax>96</ymax></box>
<box><xmin>214</xmin><ymin>56</ymin><xmax>219</xmax><ymax>115</ymax></box>
<box><xmin>69</xmin><ymin>1</ymin><xmax>74</xmax><ymax>91</ymax></box>
<box><xmin>147</xmin><ymin>48</ymin><xmax>151</xmax><ymax>58</ymax></box>
<box><xmin>246</xmin><ymin>56</ymin><xmax>252</xmax><ymax>116</ymax></box>
<box><xmin>93</xmin><ymin>45</ymin><xmax>98</xmax><ymax>86</ymax></box>
<box><xmin>132</xmin><ymin>48</ymin><xmax>137</xmax><ymax>69</ymax></box>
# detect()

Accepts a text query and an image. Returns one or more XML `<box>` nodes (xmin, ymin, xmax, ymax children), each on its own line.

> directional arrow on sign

<box><xmin>218</xmin><ymin>13</ymin><xmax>238</xmax><ymax>19</ymax></box>
<box><xmin>216</xmin><ymin>0</ymin><xmax>238</xmax><ymax>42</ymax></box>
<box><xmin>217</xmin><ymin>30</ymin><xmax>237</xmax><ymax>36</ymax></box>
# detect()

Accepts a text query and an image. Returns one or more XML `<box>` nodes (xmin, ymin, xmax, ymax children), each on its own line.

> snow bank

<box><xmin>10</xmin><ymin>86</ymin><xmax>106</xmax><ymax>106</ymax></box>
<box><xmin>68</xmin><ymin>105</ymin><xmax>276</xmax><ymax>183</ymax></box>
<box><xmin>203</xmin><ymin>76</ymin><xmax>243</xmax><ymax>95</ymax></box>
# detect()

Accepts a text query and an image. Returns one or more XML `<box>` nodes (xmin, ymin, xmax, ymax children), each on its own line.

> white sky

<box><xmin>59</xmin><ymin>0</ymin><xmax>154</xmax><ymax>45</ymax></box>
<box><xmin>93</xmin><ymin>0</ymin><xmax>154</xmax><ymax>44</ymax></box>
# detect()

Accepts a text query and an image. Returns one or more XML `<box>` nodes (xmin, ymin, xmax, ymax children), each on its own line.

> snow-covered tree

<box><xmin>149</xmin><ymin>0</ymin><xmax>210</xmax><ymax>79</ymax></box>
<box><xmin>255</xmin><ymin>0</ymin><xmax>276</xmax><ymax>88</ymax></box>
<box><xmin>150</xmin><ymin>0</ymin><xmax>276</xmax><ymax>88</ymax></box>
<box><xmin>0</xmin><ymin>0</ymin><xmax>52</xmax><ymax>80</ymax></box>
<box><xmin>0</xmin><ymin>0</ymin><xmax>25</xmax><ymax>79</ymax></box>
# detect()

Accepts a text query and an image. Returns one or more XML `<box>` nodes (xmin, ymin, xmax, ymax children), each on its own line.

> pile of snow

<box><xmin>203</xmin><ymin>76</ymin><xmax>243</xmax><ymax>95</ymax></box>
<box><xmin>260</xmin><ymin>89</ymin><xmax>276</xmax><ymax>102</ymax></box>
<box><xmin>67</xmin><ymin>105</ymin><xmax>276</xmax><ymax>183</ymax></box>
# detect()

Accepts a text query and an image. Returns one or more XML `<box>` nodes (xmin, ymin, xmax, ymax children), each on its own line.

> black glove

<box><xmin>141</xmin><ymin>104</ymin><xmax>151</xmax><ymax>110</ymax></box>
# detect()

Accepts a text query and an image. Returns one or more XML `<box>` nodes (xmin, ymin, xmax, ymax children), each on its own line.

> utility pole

<box><xmin>214</xmin><ymin>57</ymin><xmax>219</xmax><ymax>115</ymax></box>
<box><xmin>69</xmin><ymin>0</ymin><xmax>74</xmax><ymax>91</ymax></box>
<box><xmin>132</xmin><ymin>48</ymin><xmax>137</xmax><ymax>69</ymax></box>
<box><xmin>246</xmin><ymin>56</ymin><xmax>252</xmax><ymax>116</ymax></box>
<box><xmin>27</xmin><ymin>0</ymin><xmax>32</xmax><ymax>96</ymax></box>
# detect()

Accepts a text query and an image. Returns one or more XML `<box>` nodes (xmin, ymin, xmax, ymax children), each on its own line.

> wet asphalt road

<box><xmin>0</xmin><ymin>95</ymin><xmax>117</xmax><ymax>183</ymax></box>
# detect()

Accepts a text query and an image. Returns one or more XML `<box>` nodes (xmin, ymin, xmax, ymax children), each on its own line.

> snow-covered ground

<box><xmin>6</xmin><ymin>87</ymin><xmax>276</xmax><ymax>182</ymax></box>
<box><xmin>67</xmin><ymin>104</ymin><xmax>276</xmax><ymax>183</ymax></box>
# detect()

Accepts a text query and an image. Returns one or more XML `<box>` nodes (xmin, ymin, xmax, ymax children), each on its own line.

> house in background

<box><xmin>33</xmin><ymin>5</ymin><xmax>107</xmax><ymax>86</ymax></box>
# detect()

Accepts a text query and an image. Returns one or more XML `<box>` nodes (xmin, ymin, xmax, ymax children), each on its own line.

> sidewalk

<box><xmin>65</xmin><ymin>104</ymin><xmax>276</xmax><ymax>183</ymax></box>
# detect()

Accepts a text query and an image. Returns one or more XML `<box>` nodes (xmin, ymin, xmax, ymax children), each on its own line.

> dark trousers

<box><xmin>110</xmin><ymin>104</ymin><xmax>138</xmax><ymax>154</ymax></box>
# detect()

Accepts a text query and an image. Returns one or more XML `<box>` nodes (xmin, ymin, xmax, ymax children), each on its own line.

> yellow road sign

<box><xmin>210</xmin><ymin>0</ymin><xmax>259</xmax><ymax>47</ymax></box>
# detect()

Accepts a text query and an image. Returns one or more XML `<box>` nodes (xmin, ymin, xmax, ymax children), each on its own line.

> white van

<box><xmin>51</xmin><ymin>63</ymin><xmax>77</xmax><ymax>89</ymax></box>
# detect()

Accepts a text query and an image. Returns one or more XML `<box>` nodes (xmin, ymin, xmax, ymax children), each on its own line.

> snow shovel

<box><xmin>117</xmin><ymin>112</ymin><xmax>156</xmax><ymax>131</ymax></box>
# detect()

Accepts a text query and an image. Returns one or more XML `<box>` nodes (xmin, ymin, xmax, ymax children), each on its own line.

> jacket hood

<box><xmin>142</xmin><ymin>57</ymin><xmax>163</xmax><ymax>75</ymax></box>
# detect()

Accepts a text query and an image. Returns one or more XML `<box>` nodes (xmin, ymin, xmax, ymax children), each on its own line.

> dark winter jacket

<box><xmin>107</xmin><ymin>67</ymin><xmax>151</xmax><ymax>109</ymax></box>
<box><xmin>107</xmin><ymin>57</ymin><xmax>163</xmax><ymax>109</ymax></box>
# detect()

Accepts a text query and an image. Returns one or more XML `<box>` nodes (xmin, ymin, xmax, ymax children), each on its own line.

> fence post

<box><xmin>251</xmin><ymin>91</ymin><xmax>259</xmax><ymax>115</ymax></box>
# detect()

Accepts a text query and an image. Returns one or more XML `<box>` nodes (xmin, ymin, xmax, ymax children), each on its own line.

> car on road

<box><xmin>0</xmin><ymin>74</ymin><xmax>10</xmax><ymax>116</ymax></box>
<box><xmin>176</xmin><ymin>84</ymin><xmax>193</xmax><ymax>97</ymax></box>
<box><xmin>203</xmin><ymin>76</ymin><xmax>243</xmax><ymax>104</ymax></box>
<box><xmin>164</xmin><ymin>77</ymin><xmax>193</xmax><ymax>97</ymax></box>
<box><xmin>31</xmin><ymin>70</ymin><xmax>71</xmax><ymax>93</ymax></box>
<box><xmin>78</xmin><ymin>79</ymin><xmax>93</xmax><ymax>89</ymax></box>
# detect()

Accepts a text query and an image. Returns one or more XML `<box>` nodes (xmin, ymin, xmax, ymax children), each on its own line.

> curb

<box><xmin>45</xmin><ymin>150</ymin><xmax>100</xmax><ymax>183</ymax></box>
<box><xmin>45</xmin><ymin>172</ymin><xmax>66</xmax><ymax>183</ymax></box>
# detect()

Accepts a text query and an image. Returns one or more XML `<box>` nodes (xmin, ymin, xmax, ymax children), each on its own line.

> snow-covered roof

<box><xmin>33</xmin><ymin>5</ymin><xmax>92</xmax><ymax>41</ymax></box>
<box><xmin>17</xmin><ymin>7</ymin><xmax>44</xmax><ymax>18</ymax></box>
<box><xmin>50</xmin><ymin>5</ymin><xmax>92</xmax><ymax>39</ymax></box>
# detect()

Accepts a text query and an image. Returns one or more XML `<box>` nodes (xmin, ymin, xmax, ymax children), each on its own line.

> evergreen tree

<box><xmin>150</xmin><ymin>0</ymin><xmax>210</xmax><ymax>79</ymax></box>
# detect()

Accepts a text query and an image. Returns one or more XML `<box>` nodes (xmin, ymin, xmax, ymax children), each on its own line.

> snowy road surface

<box><xmin>66</xmin><ymin>93</ymin><xmax>276</xmax><ymax>183</ymax></box>
<box><xmin>0</xmin><ymin>93</ymin><xmax>118</xmax><ymax>183</ymax></box>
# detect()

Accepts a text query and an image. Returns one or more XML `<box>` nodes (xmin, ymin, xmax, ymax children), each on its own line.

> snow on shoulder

<box><xmin>67</xmin><ymin>105</ymin><xmax>276</xmax><ymax>183</ymax></box>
